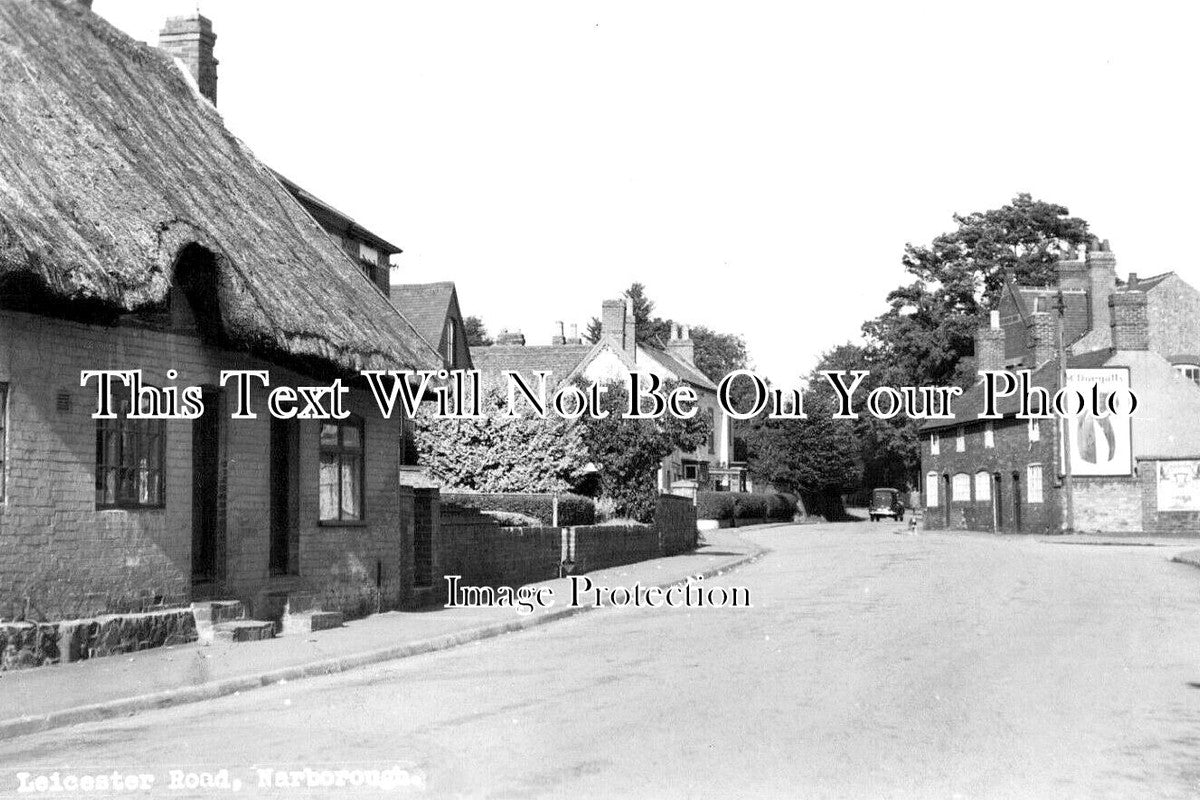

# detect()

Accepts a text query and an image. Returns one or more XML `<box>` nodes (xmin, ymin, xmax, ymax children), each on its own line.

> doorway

<box><xmin>192</xmin><ymin>386</ymin><xmax>222</xmax><ymax>586</ymax></box>
<box><xmin>992</xmin><ymin>472</ymin><xmax>1004</xmax><ymax>532</ymax></box>
<box><xmin>270</xmin><ymin>416</ymin><xmax>300</xmax><ymax>576</ymax></box>
<box><xmin>942</xmin><ymin>474</ymin><xmax>951</xmax><ymax>528</ymax></box>
<box><xmin>1011</xmin><ymin>471</ymin><xmax>1022</xmax><ymax>532</ymax></box>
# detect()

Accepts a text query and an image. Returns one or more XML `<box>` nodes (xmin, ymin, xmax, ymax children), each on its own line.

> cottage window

<box><xmin>1028</xmin><ymin>419</ymin><xmax>1040</xmax><ymax>442</ymax></box>
<box><xmin>0</xmin><ymin>382</ymin><xmax>7</xmax><ymax>502</ymax></box>
<box><xmin>984</xmin><ymin>421</ymin><xmax>994</xmax><ymax>449</ymax></box>
<box><xmin>319</xmin><ymin>415</ymin><xmax>365</xmax><ymax>522</ymax></box>
<box><xmin>974</xmin><ymin>471</ymin><xmax>991</xmax><ymax>501</ymax></box>
<box><xmin>96</xmin><ymin>394</ymin><xmax>165</xmax><ymax>509</ymax></box>
<box><xmin>707</xmin><ymin>408</ymin><xmax>716</xmax><ymax>454</ymax></box>
<box><xmin>1173</xmin><ymin>364</ymin><xmax>1200</xmax><ymax>387</ymax></box>
<box><xmin>1034</xmin><ymin>296</ymin><xmax>1049</xmax><ymax>314</ymax></box>
<box><xmin>399</xmin><ymin>414</ymin><xmax>419</xmax><ymax>467</ymax></box>
<box><xmin>952</xmin><ymin>472</ymin><xmax>971</xmax><ymax>501</ymax></box>
<box><xmin>925</xmin><ymin>471</ymin><xmax>939</xmax><ymax>507</ymax></box>
<box><xmin>930</xmin><ymin>433</ymin><xmax>939</xmax><ymax>456</ymax></box>
<box><xmin>956</xmin><ymin>427</ymin><xmax>965</xmax><ymax>452</ymax></box>
<box><xmin>1027</xmin><ymin>463</ymin><xmax>1044</xmax><ymax>503</ymax></box>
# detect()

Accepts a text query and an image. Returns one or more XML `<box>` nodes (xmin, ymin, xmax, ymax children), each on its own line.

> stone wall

<box><xmin>0</xmin><ymin>608</ymin><xmax>197</xmax><ymax>670</ymax></box>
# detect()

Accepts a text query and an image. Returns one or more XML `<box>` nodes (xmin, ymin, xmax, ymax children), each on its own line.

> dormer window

<box><xmin>1033</xmin><ymin>296</ymin><xmax>1049</xmax><ymax>314</ymax></box>
<box><xmin>358</xmin><ymin>242</ymin><xmax>380</xmax><ymax>266</ymax></box>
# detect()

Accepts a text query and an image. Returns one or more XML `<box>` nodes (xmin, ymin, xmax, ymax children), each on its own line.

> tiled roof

<box><xmin>642</xmin><ymin>346</ymin><xmax>718</xmax><ymax>392</ymax></box>
<box><xmin>470</xmin><ymin>344</ymin><xmax>597</xmax><ymax>395</ymax></box>
<box><xmin>391</xmin><ymin>282</ymin><xmax>456</xmax><ymax>352</ymax></box>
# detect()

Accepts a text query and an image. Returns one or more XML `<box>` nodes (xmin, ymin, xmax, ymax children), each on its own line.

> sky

<box><xmin>94</xmin><ymin>0</ymin><xmax>1200</xmax><ymax>383</ymax></box>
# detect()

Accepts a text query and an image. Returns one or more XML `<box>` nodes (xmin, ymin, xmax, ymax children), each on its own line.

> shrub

<box><xmin>441</xmin><ymin>492</ymin><xmax>596</xmax><ymax>526</ymax></box>
<box><xmin>697</xmin><ymin>491</ymin><xmax>797</xmax><ymax>521</ymax></box>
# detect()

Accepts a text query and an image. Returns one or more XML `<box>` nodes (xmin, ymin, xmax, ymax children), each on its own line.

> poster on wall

<box><xmin>1157</xmin><ymin>461</ymin><xmax>1200</xmax><ymax>511</ymax></box>
<box><xmin>1063</xmin><ymin>368</ymin><xmax>1133</xmax><ymax>477</ymax></box>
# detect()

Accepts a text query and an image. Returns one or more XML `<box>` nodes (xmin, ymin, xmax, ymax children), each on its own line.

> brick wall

<box><xmin>1147</xmin><ymin>275</ymin><xmax>1200</xmax><ymax>358</ymax></box>
<box><xmin>921</xmin><ymin>417</ymin><xmax>1058</xmax><ymax>534</ymax></box>
<box><xmin>436</xmin><ymin>494</ymin><xmax>699</xmax><ymax>599</ymax></box>
<box><xmin>0</xmin><ymin>310</ymin><xmax>413</xmax><ymax>620</ymax></box>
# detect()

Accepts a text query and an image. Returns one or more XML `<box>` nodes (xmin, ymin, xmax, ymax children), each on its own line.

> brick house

<box><xmin>471</xmin><ymin>298</ymin><xmax>747</xmax><ymax>492</ymax></box>
<box><xmin>0</xmin><ymin>0</ymin><xmax>444</xmax><ymax>620</ymax></box>
<box><xmin>922</xmin><ymin>240</ymin><xmax>1200</xmax><ymax>534</ymax></box>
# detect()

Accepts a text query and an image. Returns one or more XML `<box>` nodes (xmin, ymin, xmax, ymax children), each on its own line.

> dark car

<box><xmin>868</xmin><ymin>488</ymin><xmax>905</xmax><ymax>522</ymax></box>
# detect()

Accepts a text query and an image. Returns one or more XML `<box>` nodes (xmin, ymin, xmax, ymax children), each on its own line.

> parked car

<box><xmin>868</xmin><ymin>488</ymin><xmax>905</xmax><ymax>522</ymax></box>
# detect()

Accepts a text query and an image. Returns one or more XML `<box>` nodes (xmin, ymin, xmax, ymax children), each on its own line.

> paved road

<box><xmin>3</xmin><ymin>523</ymin><xmax>1200</xmax><ymax>799</ymax></box>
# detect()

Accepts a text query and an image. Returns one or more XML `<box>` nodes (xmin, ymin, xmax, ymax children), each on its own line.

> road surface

<box><xmin>2</xmin><ymin>522</ymin><xmax>1200</xmax><ymax>799</ymax></box>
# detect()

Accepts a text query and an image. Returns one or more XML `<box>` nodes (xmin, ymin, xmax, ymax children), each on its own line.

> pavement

<box><xmin>0</xmin><ymin>524</ymin><xmax>774</xmax><ymax>742</ymax></box>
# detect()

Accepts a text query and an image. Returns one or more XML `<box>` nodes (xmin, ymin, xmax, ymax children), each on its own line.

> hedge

<box><xmin>696</xmin><ymin>491</ymin><xmax>796</xmax><ymax>521</ymax></box>
<box><xmin>441</xmin><ymin>492</ymin><xmax>596</xmax><ymax>526</ymax></box>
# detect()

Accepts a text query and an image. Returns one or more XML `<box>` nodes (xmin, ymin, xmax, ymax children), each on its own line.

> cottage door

<box><xmin>1011</xmin><ymin>471</ymin><xmax>1022</xmax><ymax>532</ymax></box>
<box><xmin>269</xmin><ymin>416</ymin><xmax>299</xmax><ymax>576</ymax></box>
<box><xmin>191</xmin><ymin>386</ymin><xmax>222</xmax><ymax>586</ymax></box>
<box><xmin>942</xmin><ymin>475</ymin><xmax>951</xmax><ymax>527</ymax></box>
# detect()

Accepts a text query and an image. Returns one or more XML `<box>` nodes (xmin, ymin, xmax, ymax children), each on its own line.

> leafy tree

<box><xmin>623</xmin><ymin>282</ymin><xmax>673</xmax><ymax>345</ymax></box>
<box><xmin>463</xmin><ymin>316</ymin><xmax>492</xmax><ymax>347</ymax></box>
<box><xmin>584</xmin><ymin>317</ymin><xmax>602</xmax><ymax>344</ymax></box>
<box><xmin>740</xmin><ymin>361</ymin><xmax>862</xmax><ymax>497</ymax></box>
<box><xmin>841</xmin><ymin>194</ymin><xmax>1092</xmax><ymax>489</ymax></box>
<box><xmin>577</xmin><ymin>379</ymin><xmax>710</xmax><ymax>522</ymax></box>
<box><xmin>689</xmin><ymin>325</ymin><xmax>749</xmax><ymax>384</ymax></box>
<box><xmin>414</xmin><ymin>389</ymin><xmax>586</xmax><ymax>492</ymax></box>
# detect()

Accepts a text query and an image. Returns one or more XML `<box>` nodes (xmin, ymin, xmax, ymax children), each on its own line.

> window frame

<box><xmin>925</xmin><ymin>471</ymin><xmax>939</xmax><ymax>507</ymax></box>
<box><xmin>1173</xmin><ymin>363</ymin><xmax>1200</xmax><ymax>387</ymax></box>
<box><xmin>974</xmin><ymin>471</ymin><xmax>991</xmax><ymax>501</ymax></box>
<box><xmin>951</xmin><ymin>472</ymin><xmax>971</xmax><ymax>502</ymax></box>
<box><xmin>955</xmin><ymin>427</ymin><xmax>965</xmax><ymax>452</ymax></box>
<box><xmin>1027</xmin><ymin>463</ymin><xmax>1044</xmax><ymax>504</ymax></box>
<box><xmin>1028</xmin><ymin>418</ymin><xmax>1040</xmax><ymax>442</ymax></box>
<box><xmin>930</xmin><ymin>432</ymin><xmax>940</xmax><ymax>456</ymax></box>
<box><xmin>319</xmin><ymin>414</ymin><xmax>366</xmax><ymax>524</ymax></box>
<box><xmin>984</xmin><ymin>421</ymin><xmax>994</xmax><ymax>449</ymax></box>
<box><xmin>443</xmin><ymin>319</ymin><xmax>456</xmax><ymax>365</ymax></box>
<box><xmin>95</xmin><ymin>393</ymin><xmax>166</xmax><ymax>510</ymax></box>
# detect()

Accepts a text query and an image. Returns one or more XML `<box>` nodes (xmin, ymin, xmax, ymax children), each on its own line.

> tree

<box><xmin>577</xmin><ymin>379</ymin><xmax>710</xmax><ymax>522</ymax></box>
<box><xmin>843</xmin><ymin>194</ymin><xmax>1091</xmax><ymax>489</ymax></box>
<box><xmin>688</xmin><ymin>325</ymin><xmax>749</xmax><ymax>384</ymax></box>
<box><xmin>623</xmin><ymin>282</ymin><xmax>673</xmax><ymax>345</ymax></box>
<box><xmin>463</xmin><ymin>316</ymin><xmax>492</xmax><ymax>347</ymax></box>
<box><xmin>584</xmin><ymin>317</ymin><xmax>602</xmax><ymax>344</ymax></box>
<box><xmin>740</xmin><ymin>359</ymin><xmax>862</xmax><ymax>499</ymax></box>
<box><xmin>414</xmin><ymin>389</ymin><xmax>586</xmax><ymax>492</ymax></box>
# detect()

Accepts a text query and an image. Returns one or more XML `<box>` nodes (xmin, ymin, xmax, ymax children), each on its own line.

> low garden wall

<box><xmin>437</xmin><ymin>494</ymin><xmax>699</xmax><ymax>598</ymax></box>
<box><xmin>0</xmin><ymin>607</ymin><xmax>197</xmax><ymax>671</ymax></box>
<box><xmin>441</xmin><ymin>492</ymin><xmax>596</xmax><ymax>526</ymax></box>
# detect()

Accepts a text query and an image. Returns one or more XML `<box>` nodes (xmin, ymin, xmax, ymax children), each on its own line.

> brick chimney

<box><xmin>667</xmin><ymin>324</ymin><xmax>695</xmax><ymax>364</ymax></box>
<box><xmin>551</xmin><ymin>321</ymin><xmax>566</xmax><ymax>346</ymax></box>
<box><xmin>601</xmin><ymin>299</ymin><xmax>626</xmax><ymax>349</ymax></box>
<box><xmin>975</xmin><ymin>310</ymin><xmax>1005</xmax><ymax>374</ymax></box>
<box><xmin>1110</xmin><ymin>289</ymin><xmax>1149</xmax><ymax>351</ymax></box>
<box><xmin>1027</xmin><ymin>310</ymin><xmax>1057</xmax><ymax>368</ymax></box>
<box><xmin>159</xmin><ymin>14</ymin><xmax>218</xmax><ymax>105</ymax></box>
<box><xmin>495</xmin><ymin>329</ymin><xmax>526</xmax><ymax>346</ymax></box>
<box><xmin>566</xmin><ymin>323</ymin><xmax>582</xmax><ymax>345</ymax></box>
<box><xmin>1086</xmin><ymin>238</ymin><xmax>1117</xmax><ymax>336</ymax></box>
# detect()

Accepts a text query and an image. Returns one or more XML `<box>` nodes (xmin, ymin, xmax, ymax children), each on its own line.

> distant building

<box><xmin>922</xmin><ymin>240</ymin><xmax>1200</xmax><ymax>535</ymax></box>
<box><xmin>472</xmin><ymin>298</ymin><xmax>747</xmax><ymax>492</ymax></box>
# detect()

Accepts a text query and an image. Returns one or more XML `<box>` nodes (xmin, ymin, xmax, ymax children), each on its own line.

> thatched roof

<box><xmin>0</xmin><ymin>0</ymin><xmax>439</xmax><ymax>374</ymax></box>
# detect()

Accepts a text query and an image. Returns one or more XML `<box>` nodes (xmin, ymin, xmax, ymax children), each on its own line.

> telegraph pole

<box><xmin>1054</xmin><ymin>290</ymin><xmax>1075</xmax><ymax>534</ymax></box>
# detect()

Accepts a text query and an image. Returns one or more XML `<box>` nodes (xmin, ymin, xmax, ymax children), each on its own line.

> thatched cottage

<box><xmin>0</xmin><ymin>0</ymin><xmax>442</xmax><ymax>620</ymax></box>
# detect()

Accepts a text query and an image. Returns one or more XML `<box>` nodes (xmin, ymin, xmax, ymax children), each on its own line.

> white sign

<box><xmin>1157</xmin><ymin>461</ymin><xmax>1200</xmax><ymax>512</ymax></box>
<box><xmin>1063</xmin><ymin>368</ymin><xmax>1133</xmax><ymax>477</ymax></box>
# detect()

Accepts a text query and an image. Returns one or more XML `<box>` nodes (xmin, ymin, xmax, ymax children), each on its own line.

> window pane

<box><xmin>975</xmin><ymin>472</ymin><xmax>991</xmax><ymax>501</ymax></box>
<box><xmin>319</xmin><ymin>455</ymin><xmax>340</xmax><ymax>520</ymax></box>
<box><xmin>340</xmin><ymin>457</ymin><xmax>362</xmax><ymax>520</ymax></box>
<box><xmin>342</xmin><ymin>423</ymin><xmax>361</xmax><ymax>450</ymax></box>
<box><xmin>320</xmin><ymin>424</ymin><xmax>339</xmax><ymax>447</ymax></box>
